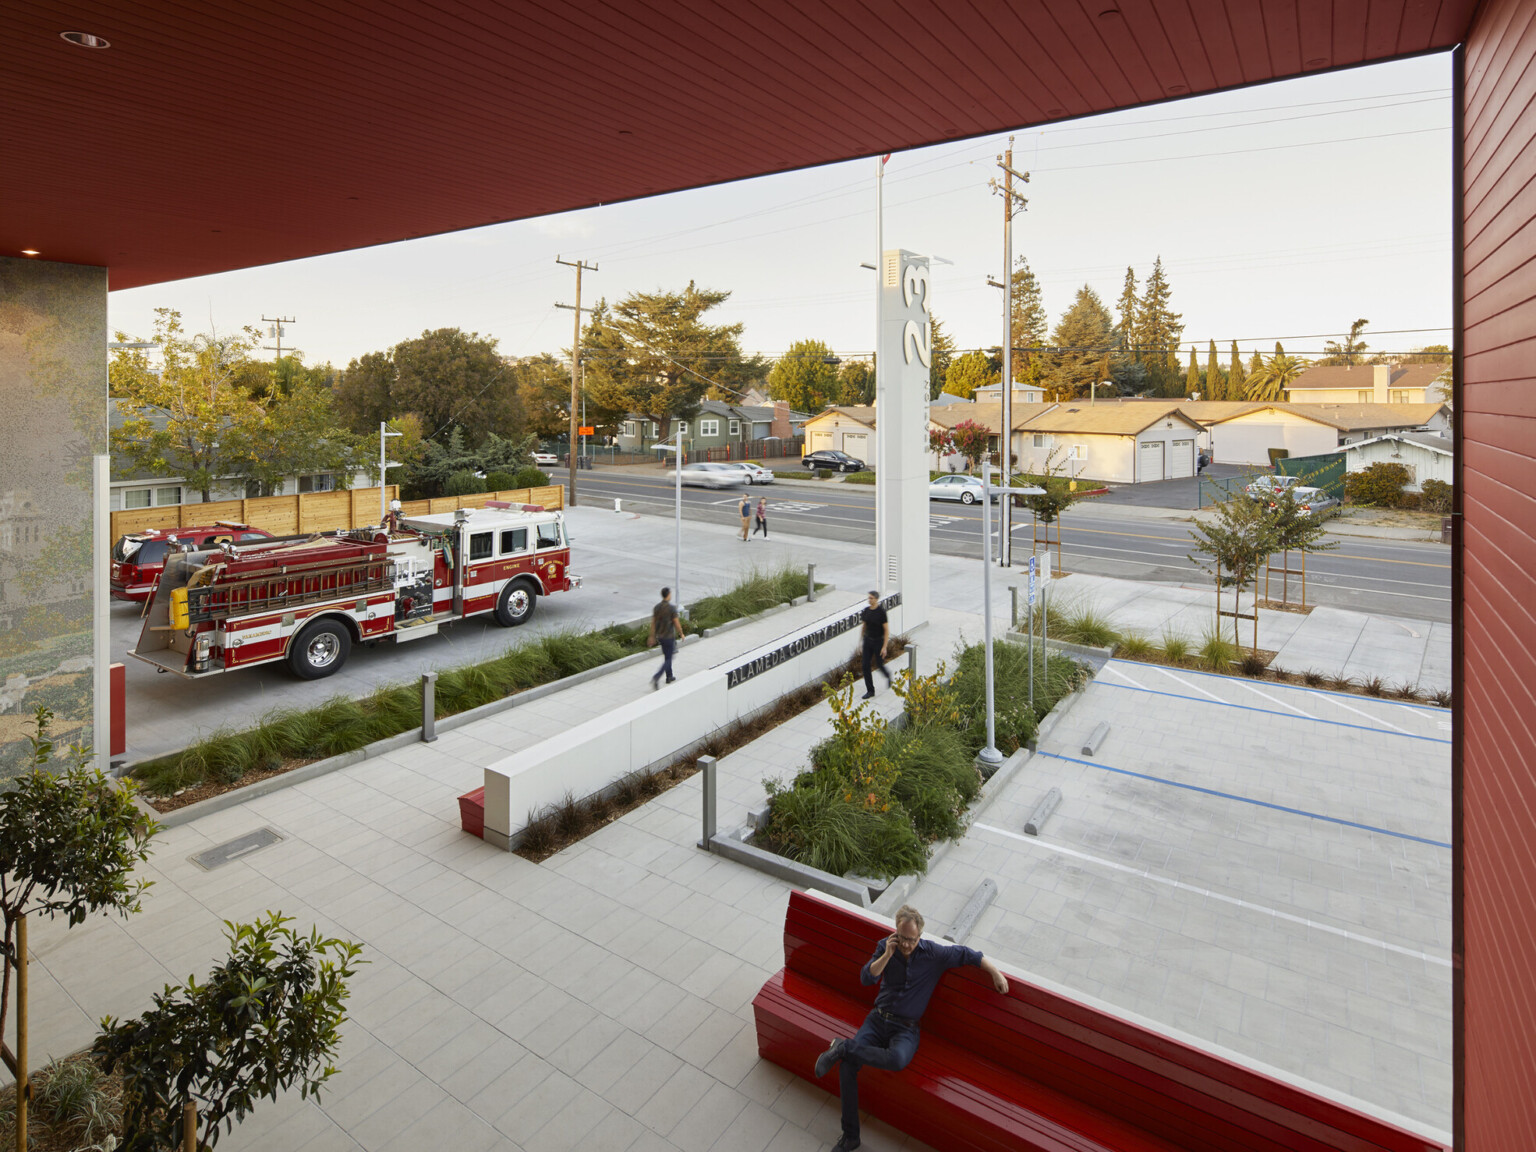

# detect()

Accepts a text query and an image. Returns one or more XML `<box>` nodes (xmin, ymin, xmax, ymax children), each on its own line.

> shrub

<box><xmin>1360</xmin><ymin>676</ymin><xmax>1386</xmax><ymax>697</ymax></box>
<box><xmin>1055</xmin><ymin>604</ymin><xmax>1120</xmax><ymax>648</ymax></box>
<box><xmin>514</xmin><ymin>465</ymin><xmax>551</xmax><ymax>489</ymax></box>
<box><xmin>443</xmin><ymin>469</ymin><xmax>485</xmax><ymax>497</ymax></box>
<box><xmin>1432</xmin><ymin>689</ymin><xmax>1452</xmax><ymax>708</ymax></box>
<box><xmin>483</xmin><ymin>470</ymin><xmax>518</xmax><ymax>491</ymax></box>
<box><xmin>1344</xmin><ymin>461</ymin><xmax>1411</xmax><ymax>507</ymax></box>
<box><xmin>885</xmin><ymin>725</ymin><xmax>978</xmax><ymax>842</ymax></box>
<box><xmin>1301</xmin><ymin>669</ymin><xmax>1325</xmax><ymax>687</ymax></box>
<box><xmin>688</xmin><ymin>565</ymin><xmax>809</xmax><ymax>631</ymax></box>
<box><xmin>763</xmin><ymin>773</ymin><xmax>925</xmax><ymax>879</ymax></box>
<box><xmin>843</xmin><ymin>471</ymin><xmax>877</xmax><ymax>485</ymax></box>
<box><xmin>1160</xmin><ymin>632</ymin><xmax>1192</xmax><ymax>665</ymax></box>
<box><xmin>1195</xmin><ymin>629</ymin><xmax>1241</xmax><ymax>672</ymax></box>
<box><xmin>36</xmin><ymin>1056</ymin><xmax>117</xmax><ymax>1144</ymax></box>
<box><xmin>1239</xmin><ymin>651</ymin><xmax>1269</xmax><ymax>677</ymax></box>
<box><xmin>1419</xmin><ymin>478</ymin><xmax>1453</xmax><ymax>514</ymax></box>
<box><xmin>1114</xmin><ymin>632</ymin><xmax>1155</xmax><ymax>660</ymax></box>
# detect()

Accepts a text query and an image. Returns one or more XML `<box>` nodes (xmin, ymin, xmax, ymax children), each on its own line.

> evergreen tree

<box><xmin>1135</xmin><ymin>256</ymin><xmax>1183</xmax><ymax>396</ymax></box>
<box><xmin>1185</xmin><ymin>346</ymin><xmax>1201</xmax><ymax>398</ymax></box>
<box><xmin>1116</xmin><ymin>266</ymin><xmax>1138</xmax><ymax>355</ymax></box>
<box><xmin>1206</xmin><ymin>340</ymin><xmax>1221</xmax><ymax>401</ymax></box>
<box><xmin>1321</xmin><ymin>318</ymin><xmax>1371</xmax><ymax>366</ymax></box>
<box><xmin>943</xmin><ymin>350</ymin><xmax>999</xmax><ymax>400</ymax></box>
<box><xmin>928</xmin><ymin>314</ymin><xmax>957</xmax><ymax>400</ymax></box>
<box><xmin>1010</xmin><ymin>257</ymin><xmax>1048</xmax><ymax>354</ymax></box>
<box><xmin>1046</xmin><ymin>285</ymin><xmax>1115</xmax><ymax>400</ymax></box>
<box><xmin>1229</xmin><ymin>342</ymin><xmax>1245</xmax><ymax>403</ymax></box>
<box><xmin>838</xmin><ymin>359</ymin><xmax>875</xmax><ymax>405</ymax></box>
<box><xmin>1249</xmin><ymin>351</ymin><xmax>1264</xmax><ymax>378</ymax></box>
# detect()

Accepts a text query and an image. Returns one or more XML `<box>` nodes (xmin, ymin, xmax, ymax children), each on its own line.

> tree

<box><xmin>1404</xmin><ymin>344</ymin><xmax>1452</xmax><ymax>365</ymax></box>
<box><xmin>1011</xmin><ymin>257</ymin><xmax>1048</xmax><ymax>355</ymax></box>
<box><xmin>334</xmin><ymin>350</ymin><xmax>397</xmax><ymax>434</ymax></box>
<box><xmin>767</xmin><ymin>339</ymin><xmax>840</xmax><ymax>412</ymax></box>
<box><xmin>580</xmin><ymin>283</ymin><xmax>748</xmax><ymax>441</ymax></box>
<box><xmin>928</xmin><ymin>315</ymin><xmax>956</xmax><ymax>400</ymax></box>
<box><xmin>509</xmin><ymin>353</ymin><xmax>578</xmax><ymax>440</ymax></box>
<box><xmin>1228</xmin><ymin>342</ymin><xmax>1246</xmax><ymax>403</ymax></box>
<box><xmin>2</xmin><ymin>707</ymin><xmax>158</xmax><ymax>1137</ymax></box>
<box><xmin>1185</xmin><ymin>346</ymin><xmax>1201</xmax><ymax>397</ymax></box>
<box><xmin>1045</xmin><ymin>285</ymin><xmax>1114</xmax><ymax>400</ymax></box>
<box><xmin>96</xmin><ymin>913</ymin><xmax>363</xmax><ymax>1152</ymax></box>
<box><xmin>392</xmin><ymin>328</ymin><xmax>516</xmax><ymax>447</ymax></box>
<box><xmin>838</xmin><ymin>359</ymin><xmax>875</xmax><ymax>406</ymax></box>
<box><xmin>1205</xmin><ymin>340</ymin><xmax>1222</xmax><ymax>401</ymax></box>
<box><xmin>110</xmin><ymin>309</ymin><xmax>265</xmax><ymax>502</ymax></box>
<box><xmin>1244</xmin><ymin>342</ymin><xmax>1308</xmax><ymax>402</ymax></box>
<box><xmin>1135</xmin><ymin>257</ymin><xmax>1184</xmax><ymax>396</ymax></box>
<box><xmin>947</xmin><ymin>419</ymin><xmax>994</xmax><ymax>469</ymax></box>
<box><xmin>240</xmin><ymin>372</ymin><xmax>369</xmax><ymax>497</ymax></box>
<box><xmin>1321</xmin><ymin>318</ymin><xmax>1371</xmax><ymax>365</ymax></box>
<box><xmin>1188</xmin><ymin>496</ymin><xmax>1280</xmax><ymax>646</ymax></box>
<box><xmin>943</xmin><ymin>350</ymin><xmax>999</xmax><ymax>400</ymax></box>
<box><xmin>1116</xmin><ymin>267</ymin><xmax>1138</xmax><ymax>358</ymax></box>
<box><xmin>1267</xmin><ymin>488</ymin><xmax>1338</xmax><ymax>607</ymax></box>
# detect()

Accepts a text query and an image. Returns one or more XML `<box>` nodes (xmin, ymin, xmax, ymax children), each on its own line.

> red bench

<box><xmin>753</xmin><ymin>890</ymin><xmax>1447</xmax><ymax>1152</ymax></box>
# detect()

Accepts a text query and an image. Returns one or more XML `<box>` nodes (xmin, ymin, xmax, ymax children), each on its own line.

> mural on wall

<box><xmin>0</xmin><ymin>257</ymin><xmax>107</xmax><ymax>776</ymax></box>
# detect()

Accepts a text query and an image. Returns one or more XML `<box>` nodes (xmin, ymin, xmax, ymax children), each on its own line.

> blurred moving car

<box><xmin>928</xmin><ymin>474</ymin><xmax>995</xmax><ymax>504</ymax></box>
<box><xmin>666</xmin><ymin>462</ymin><xmax>747</xmax><ymax>488</ymax></box>
<box><xmin>110</xmin><ymin>522</ymin><xmax>273</xmax><ymax>602</ymax></box>
<box><xmin>718</xmin><ymin>462</ymin><xmax>775</xmax><ymax>484</ymax></box>
<box><xmin>801</xmin><ymin>449</ymin><xmax>866</xmax><ymax>472</ymax></box>
<box><xmin>1266</xmin><ymin>486</ymin><xmax>1338</xmax><ymax>516</ymax></box>
<box><xmin>532</xmin><ymin>450</ymin><xmax>559</xmax><ymax>466</ymax></box>
<box><xmin>1245</xmin><ymin>474</ymin><xmax>1300</xmax><ymax>501</ymax></box>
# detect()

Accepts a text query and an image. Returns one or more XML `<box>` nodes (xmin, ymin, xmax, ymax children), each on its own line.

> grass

<box><xmin>133</xmin><ymin>566</ymin><xmax>812</xmax><ymax>800</ymax></box>
<box><xmin>842</xmin><ymin>471</ymin><xmax>877</xmax><ymax>485</ymax></box>
<box><xmin>773</xmin><ymin>470</ymin><xmax>817</xmax><ymax>480</ymax></box>
<box><xmin>1053</xmin><ymin>603</ymin><xmax>1120</xmax><ymax>648</ymax></box>
<box><xmin>1160</xmin><ymin>631</ymin><xmax>1193</xmax><ymax>665</ymax></box>
<box><xmin>1114</xmin><ymin>631</ymin><xmax>1156</xmax><ymax>659</ymax></box>
<box><xmin>1195</xmin><ymin>628</ymin><xmax>1242</xmax><ymax>672</ymax></box>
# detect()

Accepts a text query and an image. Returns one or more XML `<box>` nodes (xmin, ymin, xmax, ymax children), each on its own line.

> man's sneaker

<box><xmin>814</xmin><ymin>1037</ymin><xmax>847</xmax><ymax>1079</ymax></box>
<box><xmin>830</xmin><ymin>1136</ymin><xmax>861</xmax><ymax>1151</ymax></box>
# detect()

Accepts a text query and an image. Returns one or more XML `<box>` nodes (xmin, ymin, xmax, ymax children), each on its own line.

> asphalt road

<box><xmin>568</xmin><ymin>468</ymin><xmax>1452</xmax><ymax>621</ymax></box>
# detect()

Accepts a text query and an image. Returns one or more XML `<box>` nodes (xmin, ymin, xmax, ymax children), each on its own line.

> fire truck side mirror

<box><xmin>170</xmin><ymin>587</ymin><xmax>190</xmax><ymax>630</ymax></box>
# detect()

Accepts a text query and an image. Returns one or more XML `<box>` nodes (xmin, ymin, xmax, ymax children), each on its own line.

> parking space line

<box><xmin>1304</xmin><ymin>691</ymin><xmax>1412</xmax><ymax>735</ymax></box>
<box><xmin>1102</xmin><ymin>664</ymin><xmax>1149</xmax><ymax>690</ymax></box>
<box><xmin>1146</xmin><ymin>665</ymin><xmax>1227</xmax><ymax>702</ymax></box>
<box><xmin>1035</xmin><ymin>749</ymin><xmax>1451</xmax><ymax>848</ymax></box>
<box><xmin>1233</xmin><ymin>680</ymin><xmax>1316</xmax><ymax>718</ymax></box>
<box><xmin>971</xmin><ymin>822</ymin><xmax>1451</xmax><ymax>967</ymax></box>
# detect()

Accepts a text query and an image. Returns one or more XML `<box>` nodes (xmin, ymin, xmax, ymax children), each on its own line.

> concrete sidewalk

<box><xmin>1044</xmin><ymin>571</ymin><xmax>1450</xmax><ymax>692</ymax></box>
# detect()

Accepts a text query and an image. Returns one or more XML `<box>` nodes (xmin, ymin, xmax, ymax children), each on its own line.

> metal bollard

<box><xmin>907</xmin><ymin>643</ymin><xmax>918</xmax><ymax>677</ymax></box>
<box><xmin>698</xmin><ymin>755</ymin><xmax>717</xmax><ymax>849</ymax></box>
<box><xmin>1009</xmin><ymin>586</ymin><xmax>1018</xmax><ymax>628</ymax></box>
<box><xmin>614</xmin><ymin>498</ymin><xmax>622</xmax><ymax>513</ymax></box>
<box><xmin>807</xmin><ymin>563</ymin><xmax>816</xmax><ymax>602</ymax></box>
<box><xmin>421</xmin><ymin>671</ymin><xmax>438</xmax><ymax>742</ymax></box>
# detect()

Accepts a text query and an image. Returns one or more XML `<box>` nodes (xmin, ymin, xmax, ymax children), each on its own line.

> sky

<box><xmin>107</xmin><ymin>53</ymin><xmax>1453</xmax><ymax>371</ymax></box>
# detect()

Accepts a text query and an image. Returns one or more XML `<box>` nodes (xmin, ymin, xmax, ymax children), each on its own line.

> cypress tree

<box><xmin>1206</xmin><ymin>339</ymin><xmax>1221</xmax><ymax>401</ymax></box>
<box><xmin>1229</xmin><ymin>342</ymin><xmax>1245</xmax><ymax>402</ymax></box>
<box><xmin>1116</xmin><ymin>266</ymin><xmax>1138</xmax><ymax>356</ymax></box>
<box><xmin>1185</xmin><ymin>345</ymin><xmax>1201</xmax><ymax>397</ymax></box>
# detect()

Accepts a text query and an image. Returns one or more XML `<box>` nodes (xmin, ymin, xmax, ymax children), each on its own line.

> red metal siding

<box><xmin>1460</xmin><ymin>1</ymin><xmax>1536</xmax><ymax>1146</ymax></box>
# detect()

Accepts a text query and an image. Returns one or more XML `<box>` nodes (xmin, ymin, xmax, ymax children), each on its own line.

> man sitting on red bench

<box><xmin>813</xmin><ymin>903</ymin><xmax>1011</xmax><ymax>1151</ymax></box>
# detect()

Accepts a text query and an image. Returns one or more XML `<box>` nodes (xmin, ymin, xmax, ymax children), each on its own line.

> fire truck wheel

<box><xmin>288</xmin><ymin>619</ymin><xmax>351</xmax><ymax>679</ymax></box>
<box><xmin>495</xmin><ymin>579</ymin><xmax>537</xmax><ymax>627</ymax></box>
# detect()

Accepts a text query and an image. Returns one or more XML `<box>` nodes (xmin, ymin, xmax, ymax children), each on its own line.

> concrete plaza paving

<box><xmin>15</xmin><ymin>510</ymin><xmax>1453</xmax><ymax>1148</ymax></box>
<box><xmin>905</xmin><ymin>658</ymin><xmax>1452</xmax><ymax>1135</ymax></box>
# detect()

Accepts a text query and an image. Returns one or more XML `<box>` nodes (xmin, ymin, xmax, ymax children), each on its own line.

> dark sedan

<box><xmin>800</xmin><ymin>449</ymin><xmax>866</xmax><ymax>473</ymax></box>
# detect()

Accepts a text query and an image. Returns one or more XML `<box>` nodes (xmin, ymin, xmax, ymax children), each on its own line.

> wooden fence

<box><xmin>110</xmin><ymin>485</ymin><xmax>564</xmax><ymax>542</ymax></box>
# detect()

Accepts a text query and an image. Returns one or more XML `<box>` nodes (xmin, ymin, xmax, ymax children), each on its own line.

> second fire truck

<box><xmin>130</xmin><ymin>503</ymin><xmax>580</xmax><ymax>680</ymax></box>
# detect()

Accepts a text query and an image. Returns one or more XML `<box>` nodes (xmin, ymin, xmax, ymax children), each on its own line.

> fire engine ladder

<box><xmin>186</xmin><ymin>558</ymin><xmax>392</xmax><ymax>624</ymax></box>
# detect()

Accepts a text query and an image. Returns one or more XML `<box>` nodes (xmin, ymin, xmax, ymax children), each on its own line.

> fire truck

<box><xmin>129</xmin><ymin>504</ymin><xmax>579</xmax><ymax>680</ymax></box>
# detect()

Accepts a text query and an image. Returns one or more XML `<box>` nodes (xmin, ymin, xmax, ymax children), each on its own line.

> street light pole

<box><xmin>378</xmin><ymin>422</ymin><xmax>403</xmax><ymax>525</ymax></box>
<box><xmin>978</xmin><ymin>461</ymin><xmax>1002</xmax><ymax>768</ymax></box>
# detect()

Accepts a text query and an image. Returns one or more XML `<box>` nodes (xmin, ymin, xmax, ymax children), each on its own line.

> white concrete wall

<box><xmin>1343</xmin><ymin>441</ymin><xmax>1453</xmax><ymax>491</ymax></box>
<box><xmin>1015</xmin><ymin>434</ymin><xmax>1135</xmax><ymax>484</ymax></box>
<box><xmin>481</xmin><ymin>598</ymin><xmax>895</xmax><ymax>848</ymax></box>
<box><xmin>1212</xmin><ymin>412</ymin><xmax>1339</xmax><ymax>467</ymax></box>
<box><xmin>802</xmin><ymin>415</ymin><xmax>874</xmax><ymax>459</ymax></box>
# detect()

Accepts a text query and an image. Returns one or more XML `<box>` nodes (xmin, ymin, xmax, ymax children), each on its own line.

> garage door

<box><xmin>809</xmin><ymin>431</ymin><xmax>832</xmax><ymax>451</ymax></box>
<box><xmin>1169</xmin><ymin>439</ymin><xmax>1195</xmax><ymax>478</ymax></box>
<box><xmin>842</xmin><ymin>433</ymin><xmax>868</xmax><ymax>461</ymax></box>
<box><xmin>1139</xmin><ymin>440</ymin><xmax>1165</xmax><ymax>482</ymax></box>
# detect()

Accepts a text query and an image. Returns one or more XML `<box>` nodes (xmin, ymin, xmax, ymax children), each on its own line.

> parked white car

<box><xmin>1269</xmin><ymin>485</ymin><xmax>1338</xmax><ymax>515</ymax></box>
<box><xmin>532</xmin><ymin>450</ymin><xmax>559</xmax><ymax>467</ymax></box>
<box><xmin>717</xmin><ymin>462</ymin><xmax>775</xmax><ymax>484</ymax></box>
<box><xmin>928</xmin><ymin>474</ymin><xmax>995</xmax><ymax>504</ymax></box>
<box><xmin>667</xmin><ymin>462</ymin><xmax>747</xmax><ymax>488</ymax></box>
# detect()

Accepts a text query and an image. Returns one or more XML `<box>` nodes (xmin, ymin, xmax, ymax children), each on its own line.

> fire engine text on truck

<box><xmin>129</xmin><ymin>504</ymin><xmax>579</xmax><ymax>680</ymax></box>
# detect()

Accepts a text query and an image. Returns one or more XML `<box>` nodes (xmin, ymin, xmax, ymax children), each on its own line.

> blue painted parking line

<box><xmin>1093</xmin><ymin>679</ymin><xmax>1450</xmax><ymax>744</ymax></box>
<box><xmin>1036</xmin><ymin>750</ymin><xmax>1451</xmax><ymax>849</ymax></box>
<box><xmin>1111</xmin><ymin>660</ymin><xmax>1448</xmax><ymax>713</ymax></box>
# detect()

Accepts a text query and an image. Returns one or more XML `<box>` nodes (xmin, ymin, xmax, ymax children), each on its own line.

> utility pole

<box><xmin>988</xmin><ymin>140</ymin><xmax>1029</xmax><ymax>566</ymax></box>
<box><xmin>556</xmin><ymin>257</ymin><xmax>597</xmax><ymax>507</ymax></box>
<box><xmin>262</xmin><ymin>315</ymin><xmax>296</xmax><ymax>361</ymax></box>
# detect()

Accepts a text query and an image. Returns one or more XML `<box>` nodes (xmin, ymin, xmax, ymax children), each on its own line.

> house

<box><xmin>930</xmin><ymin>401</ymin><xmax>1205</xmax><ymax>484</ymax></box>
<box><xmin>108</xmin><ymin>399</ymin><xmax>372</xmax><ymax>512</ymax></box>
<box><xmin>1339</xmin><ymin>432</ymin><xmax>1453</xmax><ymax>491</ymax></box>
<box><xmin>1285</xmin><ymin>361</ymin><xmax>1449</xmax><ymax>404</ymax></box>
<box><xmin>800</xmin><ymin>405</ymin><xmax>876</xmax><ymax>463</ymax></box>
<box><xmin>928</xmin><ymin>392</ymin><xmax>969</xmax><ymax>408</ymax></box>
<box><xmin>614</xmin><ymin>399</ymin><xmax>806</xmax><ymax>453</ymax></box>
<box><xmin>1208</xmin><ymin>402</ymin><xmax>1452</xmax><ymax>467</ymax></box>
<box><xmin>971</xmin><ymin>382</ymin><xmax>1048</xmax><ymax>406</ymax></box>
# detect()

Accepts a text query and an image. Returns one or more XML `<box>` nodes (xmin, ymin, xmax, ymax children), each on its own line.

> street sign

<box><xmin>578</xmin><ymin>426</ymin><xmax>595</xmax><ymax>436</ymax></box>
<box><xmin>1027</xmin><ymin>556</ymin><xmax>1037</xmax><ymax>605</ymax></box>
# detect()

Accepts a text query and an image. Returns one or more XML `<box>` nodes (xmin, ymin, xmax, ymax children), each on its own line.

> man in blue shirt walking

<box><xmin>813</xmin><ymin>904</ymin><xmax>1010</xmax><ymax>1151</ymax></box>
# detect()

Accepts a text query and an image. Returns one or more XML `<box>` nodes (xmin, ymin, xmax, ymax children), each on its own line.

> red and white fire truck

<box><xmin>130</xmin><ymin>504</ymin><xmax>579</xmax><ymax>680</ymax></box>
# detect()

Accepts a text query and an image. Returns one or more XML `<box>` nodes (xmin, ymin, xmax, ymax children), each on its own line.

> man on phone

<box><xmin>812</xmin><ymin>905</ymin><xmax>1010</xmax><ymax>1151</ymax></box>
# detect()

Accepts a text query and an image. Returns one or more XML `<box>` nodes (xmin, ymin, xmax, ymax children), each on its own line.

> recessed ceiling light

<box><xmin>60</xmin><ymin>31</ymin><xmax>110</xmax><ymax>48</ymax></box>
<box><xmin>1306</xmin><ymin>56</ymin><xmax>1329</xmax><ymax>66</ymax></box>
<box><xmin>21</xmin><ymin>249</ymin><xmax>40</xmax><ymax>256</ymax></box>
<box><xmin>617</xmin><ymin>129</ymin><xmax>634</xmax><ymax>136</ymax></box>
<box><xmin>1167</xmin><ymin>84</ymin><xmax>1188</xmax><ymax>93</ymax></box>
<box><xmin>1047</xmin><ymin>107</ymin><xmax>1065</xmax><ymax>116</ymax></box>
<box><xmin>1098</xmin><ymin>8</ymin><xmax>1121</xmax><ymax>18</ymax></box>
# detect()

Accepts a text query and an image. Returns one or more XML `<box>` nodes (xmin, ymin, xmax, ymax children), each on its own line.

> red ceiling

<box><xmin>3</xmin><ymin>1</ymin><xmax>1475</xmax><ymax>290</ymax></box>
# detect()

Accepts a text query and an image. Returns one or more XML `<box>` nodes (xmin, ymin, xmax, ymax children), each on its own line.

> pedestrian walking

<box><xmin>813</xmin><ymin>905</ymin><xmax>1010</xmax><ymax>1151</ymax></box>
<box><xmin>647</xmin><ymin>587</ymin><xmax>685</xmax><ymax>689</ymax></box>
<box><xmin>753</xmin><ymin>496</ymin><xmax>768</xmax><ymax>537</ymax></box>
<box><xmin>739</xmin><ymin>494</ymin><xmax>753</xmax><ymax>541</ymax></box>
<box><xmin>859</xmin><ymin>590</ymin><xmax>890</xmax><ymax>699</ymax></box>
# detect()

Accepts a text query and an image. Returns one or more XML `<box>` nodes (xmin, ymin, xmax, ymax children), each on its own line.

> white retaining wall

<box><xmin>481</xmin><ymin>594</ymin><xmax>900</xmax><ymax>849</ymax></box>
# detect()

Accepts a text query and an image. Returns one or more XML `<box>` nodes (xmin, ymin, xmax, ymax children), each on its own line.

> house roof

<box><xmin>1287</xmin><ymin>363</ymin><xmax>1449</xmax><ymax>392</ymax></box>
<box><xmin>929</xmin><ymin>392</ymin><xmax>969</xmax><ymax>407</ymax></box>
<box><xmin>1343</xmin><ymin>432</ymin><xmax>1454</xmax><ymax>456</ymax></box>
<box><xmin>932</xmin><ymin>401</ymin><xmax>1202</xmax><ymax>436</ymax></box>
<box><xmin>804</xmin><ymin>405</ymin><xmax>876</xmax><ymax>429</ymax></box>
<box><xmin>626</xmin><ymin>399</ymin><xmax>809</xmax><ymax>425</ymax></box>
<box><xmin>1259</xmin><ymin>402</ymin><xmax>1450</xmax><ymax>432</ymax></box>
